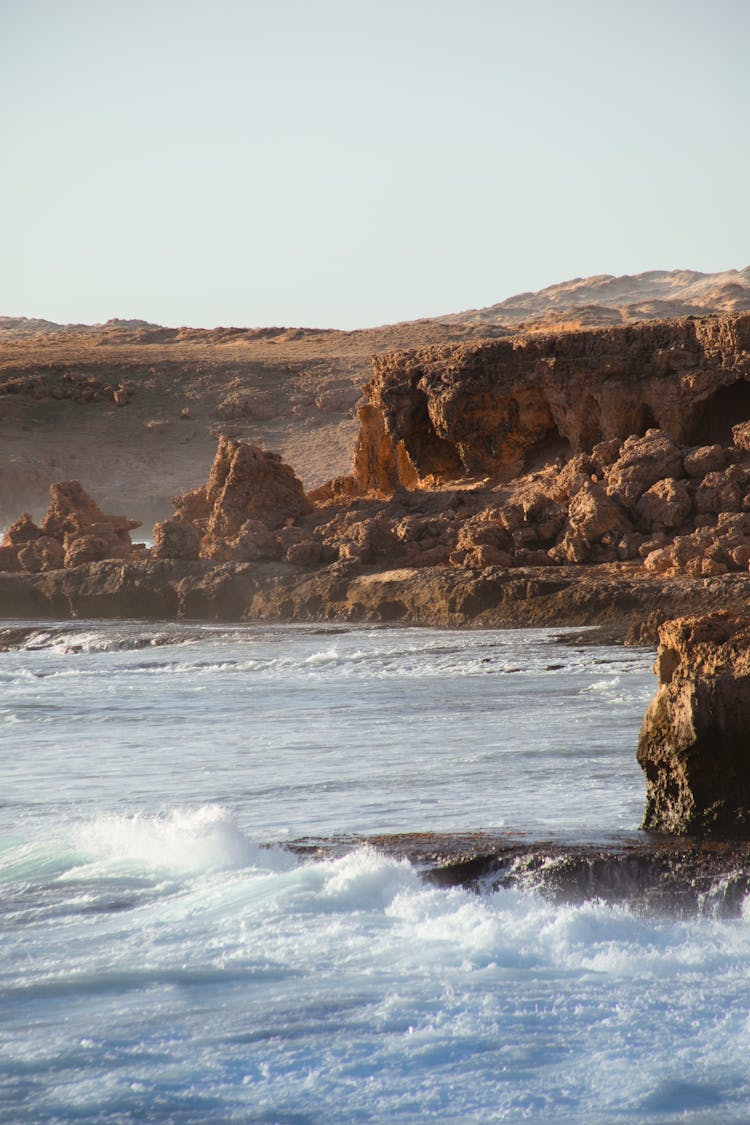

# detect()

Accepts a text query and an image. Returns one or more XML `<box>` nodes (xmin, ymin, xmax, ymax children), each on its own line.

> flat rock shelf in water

<box><xmin>291</xmin><ymin>832</ymin><xmax>750</xmax><ymax>917</ymax></box>
<box><xmin>5</xmin><ymin>621</ymin><xmax>750</xmax><ymax>1123</ymax></box>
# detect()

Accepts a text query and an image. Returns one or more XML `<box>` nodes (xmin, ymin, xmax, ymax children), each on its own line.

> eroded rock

<box><xmin>0</xmin><ymin>482</ymin><xmax>141</xmax><ymax>573</ymax></box>
<box><xmin>166</xmin><ymin>438</ymin><xmax>311</xmax><ymax>563</ymax></box>
<box><xmin>637</xmin><ymin>613</ymin><xmax>750</xmax><ymax>835</ymax></box>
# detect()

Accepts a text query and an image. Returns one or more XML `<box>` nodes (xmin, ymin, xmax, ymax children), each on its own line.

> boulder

<box><xmin>152</xmin><ymin>518</ymin><xmax>202</xmax><ymax>561</ymax></box>
<box><xmin>635</xmin><ymin>478</ymin><xmax>692</xmax><ymax>531</ymax></box>
<box><xmin>732</xmin><ymin>420</ymin><xmax>750</xmax><ymax>452</ymax></box>
<box><xmin>694</xmin><ymin>466</ymin><xmax>748</xmax><ymax>515</ymax></box>
<box><xmin>2</xmin><ymin>513</ymin><xmax>42</xmax><ymax>546</ymax></box>
<box><xmin>637</xmin><ymin>613</ymin><xmax>750</xmax><ymax>834</ymax></box>
<box><xmin>64</xmin><ymin>533</ymin><xmax>127</xmax><ymax>568</ymax></box>
<box><xmin>605</xmin><ymin>429</ymin><xmax>684</xmax><ymax>508</ymax></box>
<box><xmin>17</xmin><ymin>536</ymin><xmax>66</xmax><ymax>573</ymax></box>
<box><xmin>683</xmin><ymin>444</ymin><xmax>726</xmax><ymax>479</ymax></box>
<box><xmin>566</xmin><ymin>480</ymin><xmax>631</xmax><ymax>541</ymax></box>
<box><xmin>204</xmin><ymin>438</ymin><xmax>310</xmax><ymax>538</ymax></box>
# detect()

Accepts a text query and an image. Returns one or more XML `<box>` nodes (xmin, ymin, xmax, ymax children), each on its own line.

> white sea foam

<box><xmin>67</xmin><ymin>805</ymin><xmax>264</xmax><ymax>876</ymax></box>
<box><xmin>2</xmin><ymin>623</ymin><xmax>694</xmax><ymax>1122</ymax></box>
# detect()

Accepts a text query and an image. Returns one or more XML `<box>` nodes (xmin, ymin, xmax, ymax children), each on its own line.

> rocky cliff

<box><xmin>638</xmin><ymin>613</ymin><xmax>750</xmax><ymax>835</ymax></box>
<box><xmin>353</xmin><ymin>314</ymin><xmax>750</xmax><ymax>492</ymax></box>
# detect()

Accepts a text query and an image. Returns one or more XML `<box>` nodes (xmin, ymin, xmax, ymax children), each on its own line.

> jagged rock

<box><xmin>732</xmin><ymin>420</ymin><xmax>750</xmax><ymax>452</ymax></box>
<box><xmin>172</xmin><ymin>486</ymin><xmax>212</xmax><ymax>527</ymax></box>
<box><xmin>567</xmin><ymin>480</ymin><xmax>632</xmax><ymax>541</ymax></box>
<box><xmin>605</xmin><ymin>430</ymin><xmax>684</xmax><ymax>508</ymax></box>
<box><xmin>41</xmin><ymin>481</ymin><xmax>140</xmax><ymax>541</ymax></box>
<box><xmin>206</xmin><ymin>439</ymin><xmax>310</xmax><ymax>536</ymax></box>
<box><xmin>552</xmin><ymin>455</ymin><xmax>595</xmax><ymax>501</ymax></box>
<box><xmin>0</xmin><ymin>514</ymin><xmax>43</xmax><ymax>572</ymax></box>
<box><xmin>0</xmin><ymin>481</ymin><xmax>141</xmax><ymax>573</ymax></box>
<box><xmin>64</xmin><ymin>533</ymin><xmax>129</xmax><ymax>568</ymax></box>
<box><xmin>152</xmin><ymin>518</ymin><xmax>202</xmax><ymax>561</ymax></box>
<box><xmin>285</xmin><ymin>540</ymin><xmax>324</xmax><ymax>567</ymax></box>
<box><xmin>223</xmin><ymin>519</ymin><xmax>280</xmax><ymax>563</ymax></box>
<box><xmin>637</xmin><ymin>613</ymin><xmax>750</xmax><ymax>835</ymax></box>
<box><xmin>683</xmin><ymin>444</ymin><xmax>726</xmax><ymax>478</ymax></box>
<box><xmin>635</xmin><ymin>478</ymin><xmax>692</xmax><ymax>531</ymax></box>
<box><xmin>694</xmin><ymin>466</ymin><xmax>749</xmax><ymax>515</ymax></box>
<box><xmin>17</xmin><ymin>536</ymin><xmax>66</xmax><ymax>573</ymax></box>
<box><xmin>350</xmin><ymin>315</ymin><xmax>750</xmax><ymax>494</ymax></box>
<box><xmin>2</xmin><ymin>513</ymin><xmax>42</xmax><ymax>546</ymax></box>
<box><xmin>168</xmin><ymin>438</ymin><xmax>311</xmax><ymax>563</ymax></box>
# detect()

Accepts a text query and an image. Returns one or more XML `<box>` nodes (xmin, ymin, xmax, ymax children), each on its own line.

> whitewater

<box><xmin>2</xmin><ymin>622</ymin><xmax>750</xmax><ymax>1123</ymax></box>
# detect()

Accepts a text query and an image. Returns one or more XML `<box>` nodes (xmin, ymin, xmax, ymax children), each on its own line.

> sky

<box><xmin>2</xmin><ymin>0</ymin><xmax>749</xmax><ymax>329</ymax></box>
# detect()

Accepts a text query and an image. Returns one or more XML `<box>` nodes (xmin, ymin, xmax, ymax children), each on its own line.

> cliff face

<box><xmin>638</xmin><ymin>613</ymin><xmax>750</xmax><ymax>835</ymax></box>
<box><xmin>354</xmin><ymin>315</ymin><xmax>750</xmax><ymax>493</ymax></box>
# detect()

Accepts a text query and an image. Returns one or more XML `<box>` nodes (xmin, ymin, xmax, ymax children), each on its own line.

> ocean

<box><xmin>2</xmin><ymin>622</ymin><xmax>750</xmax><ymax>1123</ymax></box>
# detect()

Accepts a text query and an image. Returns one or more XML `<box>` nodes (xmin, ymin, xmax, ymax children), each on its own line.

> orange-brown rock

<box><xmin>350</xmin><ymin>315</ymin><xmax>750</xmax><ymax>495</ymax></box>
<box><xmin>634</xmin><ymin>477</ymin><xmax>692</xmax><ymax>531</ymax></box>
<box><xmin>18</xmin><ymin>536</ymin><xmax>66</xmax><ymax>573</ymax></box>
<box><xmin>604</xmin><ymin>430</ymin><xmax>684</xmax><ymax>508</ymax></box>
<box><xmin>152</xmin><ymin>518</ymin><xmax>202</xmax><ymax>561</ymax></box>
<box><xmin>0</xmin><ymin>481</ymin><xmax>142</xmax><ymax>573</ymax></box>
<box><xmin>0</xmin><ymin>515</ymin><xmax>42</xmax><ymax>572</ymax></box>
<box><xmin>3</xmin><ymin>513</ymin><xmax>42</xmax><ymax>546</ymax></box>
<box><xmin>637</xmin><ymin>613</ymin><xmax>750</xmax><ymax>835</ymax></box>
<box><xmin>165</xmin><ymin>438</ymin><xmax>311</xmax><ymax>562</ymax></box>
<box><xmin>41</xmin><ymin>481</ymin><xmax>140</xmax><ymax>541</ymax></box>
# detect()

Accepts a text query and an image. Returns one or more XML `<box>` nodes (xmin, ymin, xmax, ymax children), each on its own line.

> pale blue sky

<box><xmin>2</xmin><ymin>0</ymin><xmax>748</xmax><ymax>328</ymax></box>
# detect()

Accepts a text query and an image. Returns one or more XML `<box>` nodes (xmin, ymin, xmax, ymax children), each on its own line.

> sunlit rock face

<box><xmin>352</xmin><ymin>315</ymin><xmax>750</xmax><ymax>494</ymax></box>
<box><xmin>638</xmin><ymin>613</ymin><xmax>750</xmax><ymax>835</ymax></box>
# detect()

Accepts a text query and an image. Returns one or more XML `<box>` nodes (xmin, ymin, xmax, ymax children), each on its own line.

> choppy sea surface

<box><xmin>2</xmin><ymin>622</ymin><xmax>750</xmax><ymax>1123</ymax></box>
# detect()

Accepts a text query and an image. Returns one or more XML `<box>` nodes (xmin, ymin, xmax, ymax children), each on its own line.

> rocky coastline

<box><xmin>4</xmin><ymin>310</ymin><xmax>750</xmax><ymax>859</ymax></box>
<box><xmin>289</xmin><ymin>831</ymin><xmax>750</xmax><ymax>917</ymax></box>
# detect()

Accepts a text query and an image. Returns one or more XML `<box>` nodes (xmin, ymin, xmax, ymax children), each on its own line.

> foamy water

<box><xmin>3</xmin><ymin>623</ymin><xmax>748</xmax><ymax>1122</ymax></box>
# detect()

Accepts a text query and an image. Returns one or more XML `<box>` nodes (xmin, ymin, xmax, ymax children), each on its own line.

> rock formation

<box><xmin>352</xmin><ymin>314</ymin><xmax>750</xmax><ymax>492</ymax></box>
<box><xmin>0</xmin><ymin>482</ymin><xmax>142</xmax><ymax>572</ymax></box>
<box><xmin>4</xmin><ymin>314</ymin><xmax>750</xmax><ymax>635</ymax></box>
<box><xmin>153</xmin><ymin>437</ymin><xmax>312</xmax><ymax>563</ymax></box>
<box><xmin>637</xmin><ymin>613</ymin><xmax>750</xmax><ymax>835</ymax></box>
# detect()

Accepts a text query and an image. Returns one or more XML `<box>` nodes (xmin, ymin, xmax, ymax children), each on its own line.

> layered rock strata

<box><xmin>638</xmin><ymin>613</ymin><xmax>750</xmax><ymax>835</ymax></box>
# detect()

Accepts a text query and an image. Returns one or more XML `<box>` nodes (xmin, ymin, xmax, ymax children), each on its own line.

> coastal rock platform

<box><xmin>2</xmin><ymin>557</ymin><xmax>750</xmax><ymax>640</ymax></box>
<box><xmin>289</xmin><ymin>831</ymin><xmax>750</xmax><ymax>917</ymax></box>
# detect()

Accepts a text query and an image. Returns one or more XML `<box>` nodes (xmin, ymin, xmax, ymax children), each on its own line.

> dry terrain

<box><xmin>1</xmin><ymin>266</ymin><xmax>748</xmax><ymax>530</ymax></box>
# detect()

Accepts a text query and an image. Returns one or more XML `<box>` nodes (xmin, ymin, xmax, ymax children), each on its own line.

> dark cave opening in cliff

<box><xmin>634</xmin><ymin>404</ymin><xmax>659</xmax><ymax>436</ymax></box>
<box><xmin>524</xmin><ymin>427</ymin><xmax>573</xmax><ymax>472</ymax></box>
<box><xmin>687</xmin><ymin>379</ymin><xmax>750</xmax><ymax>446</ymax></box>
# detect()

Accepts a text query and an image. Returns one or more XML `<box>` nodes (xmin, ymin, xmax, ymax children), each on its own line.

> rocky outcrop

<box><xmin>637</xmin><ymin>613</ymin><xmax>750</xmax><ymax>835</ymax></box>
<box><xmin>0</xmin><ymin>482</ymin><xmax>142</xmax><ymax>573</ymax></box>
<box><xmin>154</xmin><ymin>437</ymin><xmax>311</xmax><ymax>563</ymax></box>
<box><xmin>2</xmin><ymin>556</ymin><xmax>750</xmax><ymax>633</ymax></box>
<box><xmin>352</xmin><ymin>314</ymin><xmax>750</xmax><ymax>493</ymax></box>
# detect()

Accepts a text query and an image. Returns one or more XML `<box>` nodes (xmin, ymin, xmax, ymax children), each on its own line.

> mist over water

<box><xmin>2</xmin><ymin>623</ymin><xmax>749</xmax><ymax>1122</ymax></box>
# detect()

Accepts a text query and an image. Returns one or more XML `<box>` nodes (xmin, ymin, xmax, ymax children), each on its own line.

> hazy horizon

<box><xmin>2</xmin><ymin>263</ymin><xmax>750</xmax><ymax>333</ymax></box>
<box><xmin>3</xmin><ymin>0</ymin><xmax>749</xmax><ymax>330</ymax></box>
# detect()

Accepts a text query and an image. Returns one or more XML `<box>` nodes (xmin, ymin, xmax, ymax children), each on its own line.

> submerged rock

<box><xmin>637</xmin><ymin>613</ymin><xmax>750</xmax><ymax>835</ymax></box>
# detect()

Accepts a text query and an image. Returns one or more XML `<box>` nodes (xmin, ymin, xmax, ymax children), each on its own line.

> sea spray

<box><xmin>8</xmin><ymin>623</ymin><xmax>742</xmax><ymax>1121</ymax></box>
